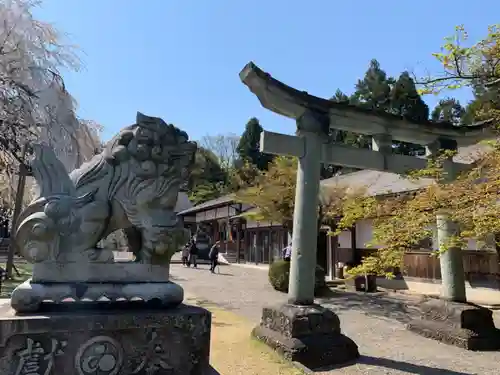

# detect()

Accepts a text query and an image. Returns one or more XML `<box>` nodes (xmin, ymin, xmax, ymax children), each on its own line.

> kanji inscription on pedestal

<box><xmin>14</xmin><ymin>337</ymin><xmax>66</xmax><ymax>375</ymax></box>
<box><xmin>132</xmin><ymin>329</ymin><xmax>173</xmax><ymax>375</ymax></box>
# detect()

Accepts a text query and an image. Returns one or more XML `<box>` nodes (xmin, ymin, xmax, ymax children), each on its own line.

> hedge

<box><xmin>268</xmin><ymin>260</ymin><xmax>326</xmax><ymax>294</ymax></box>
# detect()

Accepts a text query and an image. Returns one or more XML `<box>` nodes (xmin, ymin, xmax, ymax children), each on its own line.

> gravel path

<box><xmin>171</xmin><ymin>263</ymin><xmax>500</xmax><ymax>375</ymax></box>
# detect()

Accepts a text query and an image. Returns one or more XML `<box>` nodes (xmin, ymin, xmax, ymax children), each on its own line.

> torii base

<box><xmin>251</xmin><ymin>303</ymin><xmax>359</xmax><ymax>370</ymax></box>
<box><xmin>407</xmin><ymin>298</ymin><xmax>500</xmax><ymax>351</ymax></box>
<box><xmin>0</xmin><ymin>303</ymin><xmax>212</xmax><ymax>375</ymax></box>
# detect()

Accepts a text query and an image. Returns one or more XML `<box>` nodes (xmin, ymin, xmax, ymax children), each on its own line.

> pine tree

<box><xmin>389</xmin><ymin>72</ymin><xmax>429</xmax><ymax>155</ymax></box>
<box><xmin>352</xmin><ymin>60</ymin><xmax>399</xmax><ymax>150</ymax></box>
<box><xmin>236</xmin><ymin>117</ymin><xmax>273</xmax><ymax>170</ymax></box>
<box><xmin>352</xmin><ymin>59</ymin><xmax>394</xmax><ymax>148</ymax></box>
<box><xmin>322</xmin><ymin>90</ymin><xmax>370</xmax><ymax>178</ymax></box>
<box><xmin>390</xmin><ymin>72</ymin><xmax>429</xmax><ymax>122</ymax></box>
<box><xmin>329</xmin><ymin>89</ymin><xmax>371</xmax><ymax>149</ymax></box>
<box><xmin>354</xmin><ymin>59</ymin><xmax>394</xmax><ymax>112</ymax></box>
<box><xmin>330</xmin><ymin>89</ymin><xmax>350</xmax><ymax>103</ymax></box>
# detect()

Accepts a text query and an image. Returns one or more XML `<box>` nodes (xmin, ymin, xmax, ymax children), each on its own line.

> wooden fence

<box><xmin>336</xmin><ymin>247</ymin><xmax>499</xmax><ymax>286</ymax></box>
<box><xmin>402</xmin><ymin>250</ymin><xmax>499</xmax><ymax>284</ymax></box>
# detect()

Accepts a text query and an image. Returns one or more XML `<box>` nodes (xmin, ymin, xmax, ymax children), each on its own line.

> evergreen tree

<box><xmin>354</xmin><ymin>59</ymin><xmax>394</xmax><ymax>112</ymax></box>
<box><xmin>390</xmin><ymin>72</ymin><xmax>430</xmax><ymax>122</ymax></box>
<box><xmin>329</xmin><ymin>89</ymin><xmax>371</xmax><ymax>149</ymax></box>
<box><xmin>389</xmin><ymin>72</ymin><xmax>429</xmax><ymax>155</ymax></box>
<box><xmin>330</xmin><ymin>89</ymin><xmax>350</xmax><ymax>103</ymax></box>
<box><xmin>322</xmin><ymin>89</ymin><xmax>370</xmax><ymax>178</ymax></box>
<box><xmin>352</xmin><ymin>59</ymin><xmax>395</xmax><ymax>149</ymax></box>
<box><xmin>431</xmin><ymin>98</ymin><xmax>465</xmax><ymax>125</ymax></box>
<box><xmin>236</xmin><ymin>117</ymin><xmax>273</xmax><ymax>170</ymax></box>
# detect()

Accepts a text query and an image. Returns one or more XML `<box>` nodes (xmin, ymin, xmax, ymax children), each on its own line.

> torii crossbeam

<box><xmin>240</xmin><ymin>61</ymin><xmax>492</xmax><ymax>146</ymax></box>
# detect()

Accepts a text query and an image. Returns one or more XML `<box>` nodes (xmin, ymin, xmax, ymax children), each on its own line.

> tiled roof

<box><xmin>177</xmin><ymin>195</ymin><xmax>234</xmax><ymax>216</ymax></box>
<box><xmin>321</xmin><ymin>169</ymin><xmax>434</xmax><ymax>196</ymax></box>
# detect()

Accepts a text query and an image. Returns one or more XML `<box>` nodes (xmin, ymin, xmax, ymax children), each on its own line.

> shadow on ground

<box><xmin>207</xmin><ymin>365</ymin><xmax>221</xmax><ymax>374</ymax></box>
<box><xmin>173</xmin><ymin>266</ymin><xmax>234</xmax><ymax>277</ymax></box>
<box><xmin>317</xmin><ymin>289</ymin><xmax>422</xmax><ymax>324</ymax></box>
<box><xmin>315</xmin><ymin>355</ymin><xmax>473</xmax><ymax>375</ymax></box>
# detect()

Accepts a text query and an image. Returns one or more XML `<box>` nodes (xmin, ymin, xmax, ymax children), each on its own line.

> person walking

<box><xmin>188</xmin><ymin>239</ymin><xmax>198</xmax><ymax>268</ymax></box>
<box><xmin>282</xmin><ymin>242</ymin><xmax>292</xmax><ymax>262</ymax></box>
<box><xmin>208</xmin><ymin>241</ymin><xmax>220</xmax><ymax>274</ymax></box>
<box><xmin>181</xmin><ymin>242</ymin><xmax>190</xmax><ymax>266</ymax></box>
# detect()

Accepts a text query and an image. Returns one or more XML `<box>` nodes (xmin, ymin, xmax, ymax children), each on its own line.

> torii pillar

<box><xmin>240</xmin><ymin>61</ymin><xmax>498</xmax><ymax>358</ymax></box>
<box><xmin>285</xmin><ymin>110</ymin><xmax>326</xmax><ymax>305</ymax></box>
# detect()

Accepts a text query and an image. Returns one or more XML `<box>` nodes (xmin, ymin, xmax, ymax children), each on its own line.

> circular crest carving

<box><xmin>75</xmin><ymin>336</ymin><xmax>123</xmax><ymax>375</ymax></box>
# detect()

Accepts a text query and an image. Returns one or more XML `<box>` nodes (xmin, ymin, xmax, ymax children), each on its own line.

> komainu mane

<box><xmin>15</xmin><ymin>112</ymin><xmax>197</xmax><ymax>265</ymax></box>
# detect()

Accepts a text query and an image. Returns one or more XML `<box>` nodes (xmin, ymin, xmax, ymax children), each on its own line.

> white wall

<box><xmin>338</xmin><ymin>231</ymin><xmax>351</xmax><ymax>248</ymax></box>
<box><xmin>337</xmin><ymin>219</ymin><xmax>379</xmax><ymax>249</ymax></box>
<box><xmin>352</xmin><ymin>219</ymin><xmax>487</xmax><ymax>251</ymax></box>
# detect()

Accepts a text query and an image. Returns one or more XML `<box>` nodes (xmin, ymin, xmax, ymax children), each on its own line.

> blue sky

<box><xmin>35</xmin><ymin>1</ymin><xmax>499</xmax><ymax>142</ymax></box>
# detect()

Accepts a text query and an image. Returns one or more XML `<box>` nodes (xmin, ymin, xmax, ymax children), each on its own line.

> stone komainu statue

<box><xmin>15</xmin><ymin>112</ymin><xmax>197</xmax><ymax>265</ymax></box>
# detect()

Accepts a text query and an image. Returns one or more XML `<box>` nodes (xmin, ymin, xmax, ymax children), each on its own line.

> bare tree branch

<box><xmin>0</xmin><ymin>0</ymin><xmax>103</xmax><ymax>218</ymax></box>
<box><xmin>200</xmin><ymin>133</ymin><xmax>240</xmax><ymax>170</ymax></box>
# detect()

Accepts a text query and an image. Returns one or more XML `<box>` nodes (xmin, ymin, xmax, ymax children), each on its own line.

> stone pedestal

<box><xmin>407</xmin><ymin>298</ymin><xmax>500</xmax><ymax>350</ymax></box>
<box><xmin>11</xmin><ymin>278</ymin><xmax>184</xmax><ymax>313</ymax></box>
<box><xmin>0</xmin><ymin>304</ymin><xmax>211</xmax><ymax>375</ymax></box>
<box><xmin>252</xmin><ymin>304</ymin><xmax>359</xmax><ymax>369</ymax></box>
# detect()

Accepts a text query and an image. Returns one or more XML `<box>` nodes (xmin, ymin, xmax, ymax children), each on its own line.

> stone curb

<box><xmin>376</xmin><ymin>287</ymin><xmax>500</xmax><ymax>310</ymax></box>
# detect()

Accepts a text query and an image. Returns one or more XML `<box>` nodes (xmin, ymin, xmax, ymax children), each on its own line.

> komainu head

<box><xmin>104</xmin><ymin>112</ymin><xmax>196</xmax><ymax>181</ymax></box>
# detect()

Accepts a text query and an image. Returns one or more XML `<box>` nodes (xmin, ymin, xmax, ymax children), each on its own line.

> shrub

<box><xmin>268</xmin><ymin>260</ymin><xmax>290</xmax><ymax>292</ymax></box>
<box><xmin>268</xmin><ymin>260</ymin><xmax>327</xmax><ymax>294</ymax></box>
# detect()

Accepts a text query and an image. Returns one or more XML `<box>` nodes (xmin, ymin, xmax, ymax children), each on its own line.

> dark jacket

<box><xmin>208</xmin><ymin>244</ymin><xmax>219</xmax><ymax>260</ymax></box>
<box><xmin>189</xmin><ymin>242</ymin><xmax>198</xmax><ymax>255</ymax></box>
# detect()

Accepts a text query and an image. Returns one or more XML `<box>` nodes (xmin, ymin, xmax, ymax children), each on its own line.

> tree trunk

<box><xmin>6</xmin><ymin>145</ymin><xmax>29</xmax><ymax>279</ymax></box>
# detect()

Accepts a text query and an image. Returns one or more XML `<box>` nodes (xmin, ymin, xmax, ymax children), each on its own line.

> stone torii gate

<box><xmin>240</xmin><ymin>62</ymin><xmax>496</xmax><ymax>363</ymax></box>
